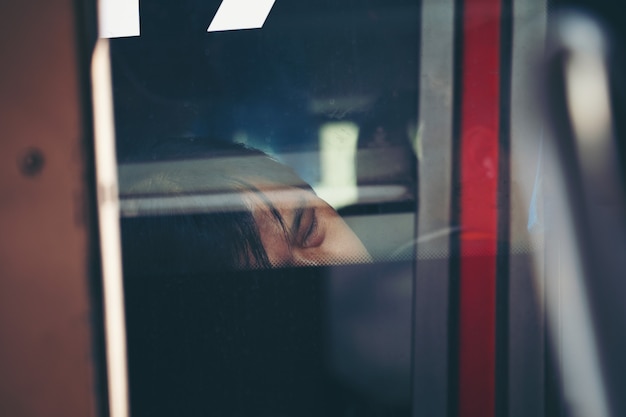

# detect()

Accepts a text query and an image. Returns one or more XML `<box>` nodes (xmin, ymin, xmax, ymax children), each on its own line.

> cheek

<box><xmin>323</xmin><ymin>217</ymin><xmax>372</xmax><ymax>263</ymax></box>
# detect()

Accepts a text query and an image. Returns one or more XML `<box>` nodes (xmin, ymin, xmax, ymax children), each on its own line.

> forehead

<box><xmin>240</xmin><ymin>183</ymin><xmax>320</xmax><ymax>233</ymax></box>
<box><xmin>240</xmin><ymin>180</ymin><xmax>313</xmax><ymax>206</ymax></box>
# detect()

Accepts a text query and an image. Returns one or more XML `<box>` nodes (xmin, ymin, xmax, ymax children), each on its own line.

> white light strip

<box><xmin>98</xmin><ymin>0</ymin><xmax>140</xmax><ymax>38</ymax></box>
<box><xmin>91</xmin><ymin>39</ymin><xmax>130</xmax><ymax>417</ymax></box>
<box><xmin>535</xmin><ymin>161</ymin><xmax>610</xmax><ymax>417</ymax></box>
<box><xmin>565</xmin><ymin>49</ymin><xmax>611</xmax><ymax>146</ymax></box>
<box><xmin>207</xmin><ymin>0</ymin><xmax>276</xmax><ymax>32</ymax></box>
<box><xmin>552</xmin><ymin>16</ymin><xmax>611</xmax><ymax>417</ymax></box>
<box><xmin>119</xmin><ymin>185</ymin><xmax>411</xmax><ymax>217</ymax></box>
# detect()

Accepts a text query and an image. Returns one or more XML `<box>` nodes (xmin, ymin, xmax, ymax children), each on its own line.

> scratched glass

<box><xmin>111</xmin><ymin>1</ymin><xmax>419</xmax><ymax>416</ymax></box>
<box><xmin>105</xmin><ymin>0</ymin><xmax>559</xmax><ymax>416</ymax></box>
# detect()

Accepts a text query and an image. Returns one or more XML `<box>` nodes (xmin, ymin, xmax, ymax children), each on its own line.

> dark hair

<box><xmin>119</xmin><ymin>138</ymin><xmax>307</xmax><ymax>274</ymax></box>
<box><xmin>121</xmin><ymin>210</ymin><xmax>271</xmax><ymax>275</ymax></box>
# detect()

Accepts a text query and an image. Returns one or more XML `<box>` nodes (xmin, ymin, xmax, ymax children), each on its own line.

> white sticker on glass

<box><xmin>98</xmin><ymin>0</ymin><xmax>140</xmax><ymax>38</ymax></box>
<box><xmin>207</xmin><ymin>0</ymin><xmax>276</xmax><ymax>32</ymax></box>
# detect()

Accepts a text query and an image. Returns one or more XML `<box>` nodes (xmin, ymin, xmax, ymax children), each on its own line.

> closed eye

<box><xmin>290</xmin><ymin>205</ymin><xmax>314</xmax><ymax>246</ymax></box>
<box><xmin>288</xmin><ymin>197</ymin><xmax>317</xmax><ymax>248</ymax></box>
<box><xmin>300</xmin><ymin>208</ymin><xmax>323</xmax><ymax>248</ymax></box>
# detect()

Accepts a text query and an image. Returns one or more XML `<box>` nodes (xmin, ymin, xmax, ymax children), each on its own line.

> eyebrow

<box><xmin>289</xmin><ymin>197</ymin><xmax>312</xmax><ymax>242</ymax></box>
<box><xmin>233</xmin><ymin>179</ymin><xmax>292</xmax><ymax>246</ymax></box>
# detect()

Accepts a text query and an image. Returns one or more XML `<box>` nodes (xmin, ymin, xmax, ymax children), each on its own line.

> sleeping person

<box><xmin>119</xmin><ymin>138</ymin><xmax>371</xmax><ymax>274</ymax></box>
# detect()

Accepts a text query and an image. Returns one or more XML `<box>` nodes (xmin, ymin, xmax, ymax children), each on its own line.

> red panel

<box><xmin>458</xmin><ymin>0</ymin><xmax>501</xmax><ymax>417</ymax></box>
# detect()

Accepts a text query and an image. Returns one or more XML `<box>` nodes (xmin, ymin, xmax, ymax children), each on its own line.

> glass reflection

<box><xmin>119</xmin><ymin>139</ymin><xmax>413</xmax><ymax>417</ymax></box>
<box><xmin>120</xmin><ymin>139</ymin><xmax>372</xmax><ymax>270</ymax></box>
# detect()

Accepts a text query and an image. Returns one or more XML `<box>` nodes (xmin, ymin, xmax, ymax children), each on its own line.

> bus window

<box><xmin>108</xmin><ymin>1</ymin><xmax>420</xmax><ymax>416</ymax></box>
<box><xmin>92</xmin><ymin>0</ymin><xmax>624</xmax><ymax>417</ymax></box>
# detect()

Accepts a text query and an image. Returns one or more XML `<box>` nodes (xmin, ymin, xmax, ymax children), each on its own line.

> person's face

<box><xmin>243</xmin><ymin>181</ymin><xmax>372</xmax><ymax>267</ymax></box>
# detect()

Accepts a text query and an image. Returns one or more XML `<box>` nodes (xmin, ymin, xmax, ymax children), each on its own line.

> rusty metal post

<box><xmin>0</xmin><ymin>1</ymin><xmax>100</xmax><ymax>416</ymax></box>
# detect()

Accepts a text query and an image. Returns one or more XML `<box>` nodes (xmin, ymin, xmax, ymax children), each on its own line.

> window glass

<box><xmin>102</xmin><ymin>1</ymin><xmax>587</xmax><ymax>417</ymax></box>
<box><xmin>111</xmin><ymin>1</ymin><xmax>420</xmax><ymax>416</ymax></box>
